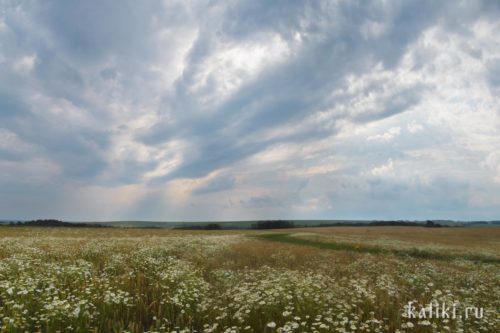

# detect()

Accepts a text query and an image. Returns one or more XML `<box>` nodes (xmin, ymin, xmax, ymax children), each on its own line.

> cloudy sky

<box><xmin>1</xmin><ymin>0</ymin><xmax>499</xmax><ymax>221</ymax></box>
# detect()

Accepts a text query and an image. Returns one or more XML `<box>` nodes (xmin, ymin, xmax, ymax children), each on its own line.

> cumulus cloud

<box><xmin>1</xmin><ymin>0</ymin><xmax>499</xmax><ymax>220</ymax></box>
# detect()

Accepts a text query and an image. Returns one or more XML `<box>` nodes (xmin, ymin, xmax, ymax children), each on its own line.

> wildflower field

<box><xmin>0</xmin><ymin>227</ymin><xmax>498</xmax><ymax>333</ymax></box>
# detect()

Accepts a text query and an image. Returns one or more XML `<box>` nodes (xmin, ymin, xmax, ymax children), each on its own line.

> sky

<box><xmin>0</xmin><ymin>0</ymin><xmax>499</xmax><ymax>221</ymax></box>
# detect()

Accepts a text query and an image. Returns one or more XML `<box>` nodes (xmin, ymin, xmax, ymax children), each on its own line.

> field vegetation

<box><xmin>0</xmin><ymin>227</ymin><xmax>498</xmax><ymax>332</ymax></box>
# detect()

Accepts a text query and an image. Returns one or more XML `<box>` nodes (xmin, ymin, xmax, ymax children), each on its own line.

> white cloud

<box><xmin>0</xmin><ymin>129</ymin><xmax>36</xmax><ymax>154</ymax></box>
<box><xmin>150</xmin><ymin>26</ymin><xmax>198</xmax><ymax>89</ymax></box>
<box><xmin>249</xmin><ymin>143</ymin><xmax>299</xmax><ymax>165</ymax></box>
<box><xmin>361</xmin><ymin>20</ymin><xmax>387</xmax><ymax>39</ymax></box>
<box><xmin>407</xmin><ymin>121</ymin><xmax>423</xmax><ymax>134</ymax></box>
<box><xmin>483</xmin><ymin>151</ymin><xmax>500</xmax><ymax>184</ymax></box>
<box><xmin>287</xmin><ymin>163</ymin><xmax>339</xmax><ymax>177</ymax></box>
<box><xmin>13</xmin><ymin>53</ymin><xmax>36</xmax><ymax>72</ymax></box>
<box><xmin>367</xmin><ymin>127</ymin><xmax>401</xmax><ymax>142</ymax></box>
<box><xmin>189</xmin><ymin>33</ymin><xmax>291</xmax><ymax>103</ymax></box>
<box><xmin>0</xmin><ymin>17</ymin><xmax>6</xmax><ymax>32</ymax></box>
<box><xmin>371</xmin><ymin>159</ymin><xmax>394</xmax><ymax>177</ymax></box>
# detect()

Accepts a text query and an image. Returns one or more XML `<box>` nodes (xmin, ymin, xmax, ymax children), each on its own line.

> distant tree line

<box><xmin>174</xmin><ymin>220</ymin><xmax>448</xmax><ymax>230</ymax></box>
<box><xmin>424</xmin><ymin>220</ymin><xmax>443</xmax><ymax>228</ymax></box>
<box><xmin>317</xmin><ymin>220</ymin><xmax>445</xmax><ymax>228</ymax></box>
<box><xmin>176</xmin><ymin>220</ymin><xmax>296</xmax><ymax>230</ymax></box>
<box><xmin>252</xmin><ymin>220</ymin><xmax>295</xmax><ymax>229</ymax></box>
<box><xmin>175</xmin><ymin>223</ymin><xmax>223</xmax><ymax>230</ymax></box>
<box><xmin>8</xmin><ymin>219</ymin><xmax>105</xmax><ymax>228</ymax></box>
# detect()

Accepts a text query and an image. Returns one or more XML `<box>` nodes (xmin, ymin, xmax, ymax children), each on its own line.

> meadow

<box><xmin>0</xmin><ymin>227</ymin><xmax>498</xmax><ymax>333</ymax></box>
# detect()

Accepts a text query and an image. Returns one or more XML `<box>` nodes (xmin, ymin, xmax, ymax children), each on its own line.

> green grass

<box><xmin>253</xmin><ymin>233</ymin><xmax>500</xmax><ymax>264</ymax></box>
